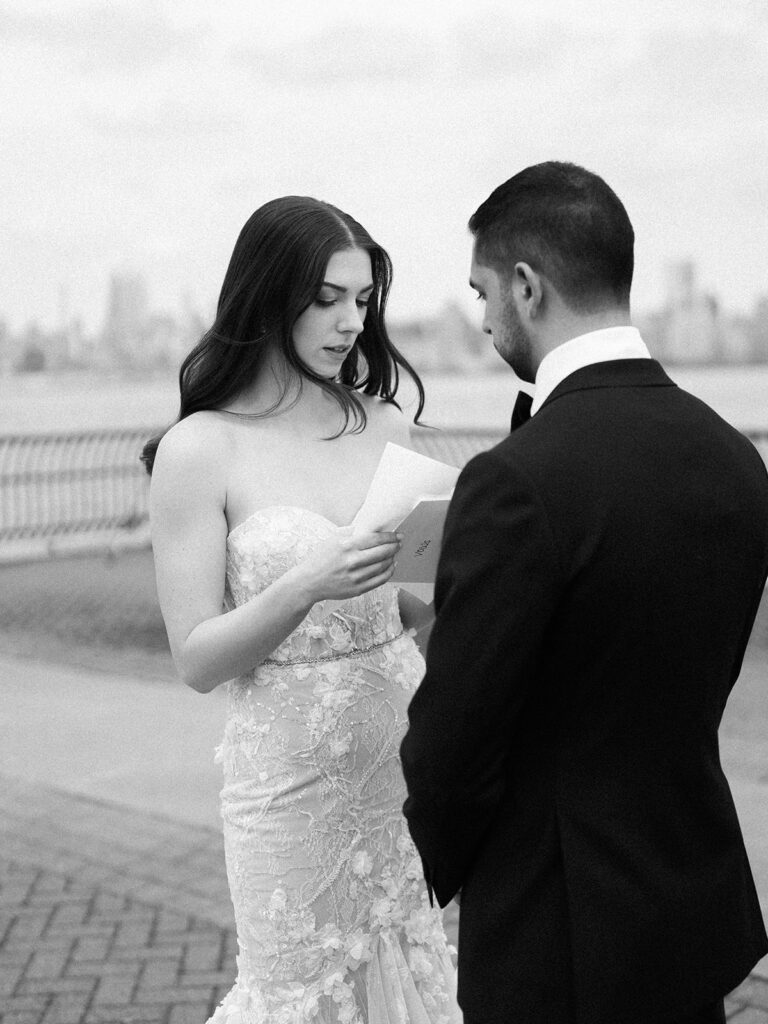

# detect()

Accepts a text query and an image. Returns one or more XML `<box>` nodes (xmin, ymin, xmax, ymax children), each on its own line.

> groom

<box><xmin>400</xmin><ymin>161</ymin><xmax>768</xmax><ymax>1024</ymax></box>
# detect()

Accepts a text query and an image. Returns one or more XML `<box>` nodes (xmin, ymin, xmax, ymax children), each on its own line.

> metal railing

<box><xmin>0</xmin><ymin>429</ymin><xmax>151</xmax><ymax>540</ymax></box>
<box><xmin>0</xmin><ymin>426</ymin><xmax>507</xmax><ymax>561</ymax></box>
<box><xmin>1</xmin><ymin>426</ymin><xmax>767</xmax><ymax>562</ymax></box>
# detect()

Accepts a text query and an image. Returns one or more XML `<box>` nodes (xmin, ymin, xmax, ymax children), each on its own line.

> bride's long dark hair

<box><xmin>140</xmin><ymin>196</ymin><xmax>425</xmax><ymax>474</ymax></box>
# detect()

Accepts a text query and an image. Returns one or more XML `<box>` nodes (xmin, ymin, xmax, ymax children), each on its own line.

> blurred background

<box><xmin>1</xmin><ymin>0</ymin><xmax>767</xmax><ymax>998</ymax></box>
<box><xmin>2</xmin><ymin>0</ymin><xmax>767</xmax><ymax>671</ymax></box>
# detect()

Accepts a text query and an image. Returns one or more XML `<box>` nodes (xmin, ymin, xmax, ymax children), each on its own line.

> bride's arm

<box><xmin>150</xmin><ymin>419</ymin><xmax>399</xmax><ymax>694</ymax></box>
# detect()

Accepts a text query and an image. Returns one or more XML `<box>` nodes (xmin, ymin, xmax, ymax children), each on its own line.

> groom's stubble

<box><xmin>497</xmin><ymin>287</ymin><xmax>537</xmax><ymax>383</ymax></box>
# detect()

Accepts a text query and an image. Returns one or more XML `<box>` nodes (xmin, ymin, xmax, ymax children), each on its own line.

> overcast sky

<box><xmin>2</xmin><ymin>0</ymin><xmax>767</xmax><ymax>333</ymax></box>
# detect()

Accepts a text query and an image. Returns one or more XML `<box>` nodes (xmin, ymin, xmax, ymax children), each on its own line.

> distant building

<box><xmin>67</xmin><ymin>318</ymin><xmax>95</xmax><ymax>367</ymax></box>
<box><xmin>720</xmin><ymin>315</ymin><xmax>757</xmax><ymax>364</ymax></box>
<box><xmin>639</xmin><ymin>259</ymin><xmax>768</xmax><ymax>365</ymax></box>
<box><xmin>13</xmin><ymin>322</ymin><xmax>50</xmax><ymax>373</ymax></box>
<box><xmin>751</xmin><ymin>295</ymin><xmax>768</xmax><ymax>362</ymax></box>
<box><xmin>93</xmin><ymin>273</ymin><xmax>208</xmax><ymax>371</ymax></box>
<box><xmin>99</xmin><ymin>271</ymin><xmax>151</xmax><ymax>368</ymax></box>
<box><xmin>659</xmin><ymin>259</ymin><xmax>721</xmax><ymax>364</ymax></box>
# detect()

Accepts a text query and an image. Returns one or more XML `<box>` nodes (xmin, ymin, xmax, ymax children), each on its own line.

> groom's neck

<box><xmin>537</xmin><ymin>305</ymin><xmax>633</xmax><ymax>359</ymax></box>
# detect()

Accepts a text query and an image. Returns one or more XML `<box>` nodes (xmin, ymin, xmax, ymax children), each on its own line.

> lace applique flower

<box><xmin>231</xmin><ymin>557</ymin><xmax>263</xmax><ymax>593</ymax></box>
<box><xmin>320</xmin><ymin>970</ymin><xmax>342</xmax><ymax>996</ymax></box>
<box><xmin>327</xmin><ymin>620</ymin><xmax>355</xmax><ymax>653</ymax></box>
<box><xmin>328</xmin><ymin>733</ymin><xmax>353</xmax><ymax>759</ymax></box>
<box><xmin>409</xmin><ymin>945</ymin><xmax>435</xmax><ymax>981</ymax></box>
<box><xmin>396</xmin><ymin>833</ymin><xmax>413</xmax><ymax>855</ymax></box>
<box><xmin>369</xmin><ymin>896</ymin><xmax>394</xmax><ymax>929</ymax></box>
<box><xmin>312</xmin><ymin>672</ymin><xmax>347</xmax><ymax>698</ymax></box>
<box><xmin>324</xmin><ymin>687</ymin><xmax>355</xmax><ymax>710</ymax></box>
<box><xmin>305</xmin><ymin>705</ymin><xmax>330</xmax><ymax>742</ymax></box>
<box><xmin>320</xmin><ymin>973</ymin><xmax>360</xmax><ymax>1024</ymax></box>
<box><xmin>379</xmin><ymin>870</ymin><xmax>400</xmax><ymax>901</ymax></box>
<box><xmin>337</xmin><ymin>1001</ymin><xmax>360</xmax><ymax>1024</ymax></box>
<box><xmin>288</xmin><ymin>910</ymin><xmax>317</xmax><ymax>946</ymax></box>
<box><xmin>302</xmin><ymin>992</ymin><xmax>320</xmax><ymax>1019</ymax></box>
<box><xmin>316</xmin><ymin>922</ymin><xmax>342</xmax><ymax>954</ymax></box>
<box><xmin>405</xmin><ymin>855</ymin><xmax>423</xmax><ymax>880</ymax></box>
<box><xmin>405</xmin><ymin>906</ymin><xmax>437</xmax><ymax>947</ymax></box>
<box><xmin>269</xmin><ymin>888</ymin><xmax>288</xmax><ymax>914</ymax></box>
<box><xmin>350</xmin><ymin>850</ymin><xmax>373</xmax><ymax>877</ymax></box>
<box><xmin>345</xmin><ymin>928</ymin><xmax>373</xmax><ymax>968</ymax></box>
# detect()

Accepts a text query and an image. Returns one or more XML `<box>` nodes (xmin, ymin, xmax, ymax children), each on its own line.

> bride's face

<box><xmin>292</xmin><ymin>248</ymin><xmax>374</xmax><ymax>378</ymax></box>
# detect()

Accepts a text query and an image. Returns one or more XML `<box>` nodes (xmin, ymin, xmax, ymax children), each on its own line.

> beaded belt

<box><xmin>262</xmin><ymin>630</ymin><xmax>406</xmax><ymax>667</ymax></box>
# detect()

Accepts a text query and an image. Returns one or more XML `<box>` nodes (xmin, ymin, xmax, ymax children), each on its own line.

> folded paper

<box><xmin>351</xmin><ymin>443</ymin><xmax>460</xmax><ymax>534</ymax></box>
<box><xmin>390</xmin><ymin>499</ymin><xmax>451</xmax><ymax>583</ymax></box>
<box><xmin>318</xmin><ymin>443</ymin><xmax>460</xmax><ymax>615</ymax></box>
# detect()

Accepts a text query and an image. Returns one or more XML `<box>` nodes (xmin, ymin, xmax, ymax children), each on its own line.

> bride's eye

<box><xmin>315</xmin><ymin>297</ymin><xmax>336</xmax><ymax>307</ymax></box>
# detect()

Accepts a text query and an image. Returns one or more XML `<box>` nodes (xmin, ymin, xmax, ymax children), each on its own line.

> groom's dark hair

<box><xmin>469</xmin><ymin>161</ymin><xmax>634</xmax><ymax>313</ymax></box>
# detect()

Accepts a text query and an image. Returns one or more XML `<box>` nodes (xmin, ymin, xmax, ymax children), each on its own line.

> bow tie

<box><xmin>510</xmin><ymin>390</ymin><xmax>533</xmax><ymax>432</ymax></box>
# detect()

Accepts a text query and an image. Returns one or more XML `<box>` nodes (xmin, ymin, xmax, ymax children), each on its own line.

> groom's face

<box><xmin>470</xmin><ymin>254</ymin><xmax>536</xmax><ymax>382</ymax></box>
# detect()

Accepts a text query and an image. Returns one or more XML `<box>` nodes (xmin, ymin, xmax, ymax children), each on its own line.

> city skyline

<box><xmin>2</xmin><ymin>0</ymin><xmax>768</xmax><ymax>333</ymax></box>
<box><xmin>2</xmin><ymin>254</ymin><xmax>767</xmax><ymax>375</ymax></box>
<box><xmin>4</xmin><ymin>244</ymin><xmax>768</xmax><ymax>341</ymax></box>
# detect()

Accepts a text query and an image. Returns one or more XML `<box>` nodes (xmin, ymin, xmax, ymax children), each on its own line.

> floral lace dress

<box><xmin>208</xmin><ymin>506</ymin><xmax>460</xmax><ymax>1024</ymax></box>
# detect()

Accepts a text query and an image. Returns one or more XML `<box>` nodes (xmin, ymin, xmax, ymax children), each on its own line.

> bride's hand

<box><xmin>294</xmin><ymin>527</ymin><xmax>402</xmax><ymax>604</ymax></box>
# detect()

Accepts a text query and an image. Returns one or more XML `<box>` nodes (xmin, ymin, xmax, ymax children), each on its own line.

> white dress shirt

<box><xmin>530</xmin><ymin>326</ymin><xmax>651</xmax><ymax>416</ymax></box>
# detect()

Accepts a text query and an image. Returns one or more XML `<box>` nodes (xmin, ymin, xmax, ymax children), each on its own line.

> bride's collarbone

<box><xmin>226</xmin><ymin>444</ymin><xmax>382</xmax><ymax>531</ymax></box>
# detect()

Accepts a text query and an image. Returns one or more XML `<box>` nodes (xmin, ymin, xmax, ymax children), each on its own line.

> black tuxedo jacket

<box><xmin>401</xmin><ymin>359</ymin><xmax>768</xmax><ymax>1024</ymax></box>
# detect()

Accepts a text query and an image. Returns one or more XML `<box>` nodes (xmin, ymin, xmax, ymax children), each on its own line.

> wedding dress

<box><xmin>208</xmin><ymin>506</ymin><xmax>460</xmax><ymax>1024</ymax></box>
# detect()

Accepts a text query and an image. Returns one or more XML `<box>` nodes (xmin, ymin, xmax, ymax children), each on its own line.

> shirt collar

<box><xmin>530</xmin><ymin>326</ymin><xmax>651</xmax><ymax>415</ymax></box>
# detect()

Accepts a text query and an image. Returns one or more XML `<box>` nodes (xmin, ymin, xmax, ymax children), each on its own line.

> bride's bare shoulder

<box><xmin>362</xmin><ymin>396</ymin><xmax>413</xmax><ymax>447</ymax></box>
<box><xmin>152</xmin><ymin>411</ymin><xmax>234</xmax><ymax>479</ymax></box>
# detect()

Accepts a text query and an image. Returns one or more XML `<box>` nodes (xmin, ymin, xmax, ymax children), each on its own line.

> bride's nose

<box><xmin>337</xmin><ymin>301</ymin><xmax>365</xmax><ymax>335</ymax></box>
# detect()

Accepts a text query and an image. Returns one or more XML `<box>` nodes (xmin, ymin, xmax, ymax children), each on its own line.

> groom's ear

<box><xmin>513</xmin><ymin>262</ymin><xmax>543</xmax><ymax>319</ymax></box>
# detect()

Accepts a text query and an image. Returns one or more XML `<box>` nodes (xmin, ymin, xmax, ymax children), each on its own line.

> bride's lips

<box><xmin>323</xmin><ymin>346</ymin><xmax>352</xmax><ymax>357</ymax></box>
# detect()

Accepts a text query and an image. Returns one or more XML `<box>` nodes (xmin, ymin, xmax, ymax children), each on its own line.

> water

<box><xmin>1</xmin><ymin>365</ymin><xmax>767</xmax><ymax>435</ymax></box>
<box><xmin>0</xmin><ymin>374</ymin><xmax>180</xmax><ymax>435</ymax></box>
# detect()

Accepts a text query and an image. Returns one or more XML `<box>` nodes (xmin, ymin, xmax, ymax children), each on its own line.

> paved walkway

<box><xmin>0</xmin><ymin>649</ymin><xmax>766</xmax><ymax>1023</ymax></box>
<box><xmin>1</xmin><ymin>780</ymin><xmax>235</xmax><ymax>1024</ymax></box>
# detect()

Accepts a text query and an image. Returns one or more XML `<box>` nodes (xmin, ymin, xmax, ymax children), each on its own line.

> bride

<box><xmin>143</xmin><ymin>196</ymin><xmax>461</xmax><ymax>1023</ymax></box>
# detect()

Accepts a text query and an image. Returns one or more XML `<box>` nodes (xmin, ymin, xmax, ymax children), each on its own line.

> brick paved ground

<box><xmin>0</xmin><ymin>773</ymin><xmax>765</xmax><ymax>1023</ymax></box>
<box><xmin>0</xmin><ymin>777</ymin><xmax>236</xmax><ymax>1024</ymax></box>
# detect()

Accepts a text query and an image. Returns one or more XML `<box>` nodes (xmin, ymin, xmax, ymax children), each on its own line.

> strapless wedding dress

<box><xmin>208</xmin><ymin>506</ymin><xmax>460</xmax><ymax>1024</ymax></box>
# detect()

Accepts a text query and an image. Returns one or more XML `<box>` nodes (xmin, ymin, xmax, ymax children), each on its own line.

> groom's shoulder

<box><xmin>485</xmin><ymin>417</ymin><xmax>558</xmax><ymax>464</ymax></box>
<box><xmin>456</xmin><ymin>415</ymin><xmax>576</xmax><ymax>496</ymax></box>
<box><xmin>459</xmin><ymin>429</ymin><xmax>543</xmax><ymax>486</ymax></box>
